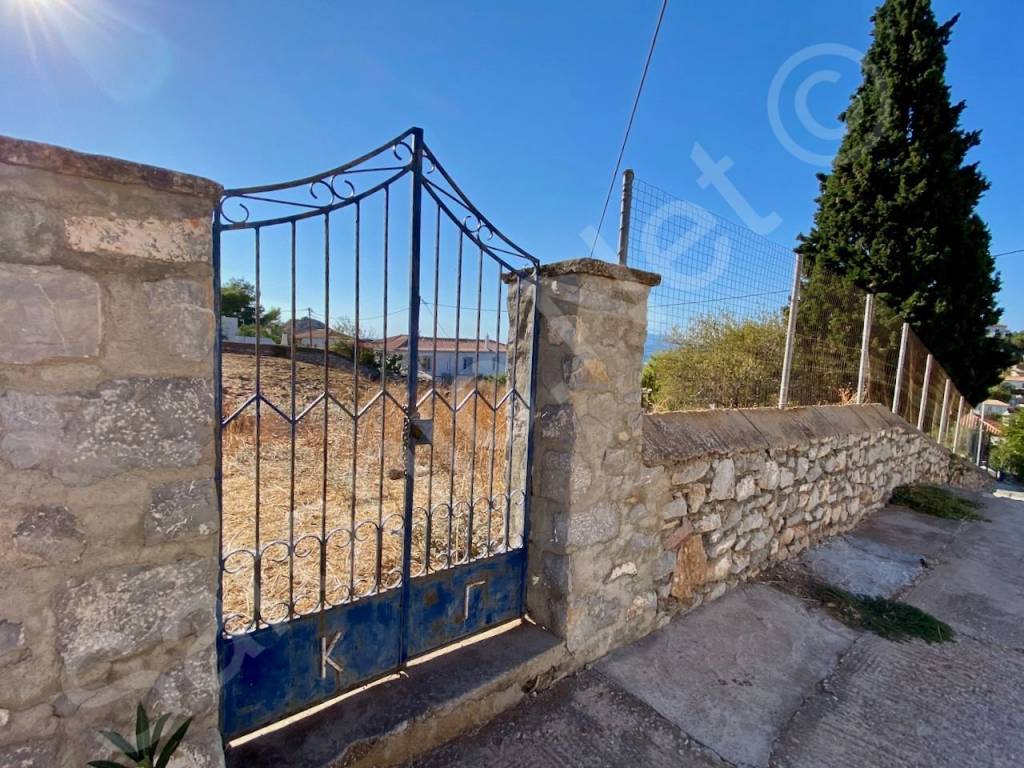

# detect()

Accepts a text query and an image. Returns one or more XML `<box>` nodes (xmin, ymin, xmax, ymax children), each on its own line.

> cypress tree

<box><xmin>796</xmin><ymin>0</ymin><xmax>1011</xmax><ymax>403</ymax></box>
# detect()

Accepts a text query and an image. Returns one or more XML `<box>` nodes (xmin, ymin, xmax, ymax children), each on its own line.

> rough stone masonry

<box><xmin>521</xmin><ymin>259</ymin><xmax>992</xmax><ymax>663</ymax></box>
<box><xmin>0</xmin><ymin>136</ymin><xmax>224</xmax><ymax>767</ymax></box>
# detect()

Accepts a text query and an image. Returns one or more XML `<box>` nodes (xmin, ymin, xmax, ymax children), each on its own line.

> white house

<box><xmin>369</xmin><ymin>335</ymin><xmax>507</xmax><ymax>380</ymax></box>
<box><xmin>976</xmin><ymin>399</ymin><xmax>1011</xmax><ymax>418</ymax></box>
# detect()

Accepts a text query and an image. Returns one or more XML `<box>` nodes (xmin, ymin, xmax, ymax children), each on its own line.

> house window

<box><xmin>420</xmin><ymin>356</ymin><xmax>431</xmax><ymax>372</ymax></box>
<box><xmin>462</xmin><ymin>356</ymin><xmax>473</xmax><ymax>372</ymax></box>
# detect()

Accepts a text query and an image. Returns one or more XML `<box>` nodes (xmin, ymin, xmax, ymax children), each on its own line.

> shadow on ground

<box><xmin>405</xmin><ymin>487</ymin><xmax>1024</xmax><ymax>768</ymax></box>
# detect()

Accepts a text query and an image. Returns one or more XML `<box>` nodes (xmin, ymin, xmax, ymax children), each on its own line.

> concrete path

<box><xmin>405</xmin><ymin>486</ymin><xmax>1024</xmax><ymax>768</ymax></box>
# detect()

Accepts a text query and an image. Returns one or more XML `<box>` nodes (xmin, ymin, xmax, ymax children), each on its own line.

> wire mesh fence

<box><xmin>626</xmin><ymin>174</ymin><xmax>992</xmax><ymax>464</ymax></box>
<box><xmin>629</xmin><ymin>179</ymin><xmax>794</xmax><ymax>409</ymax></box>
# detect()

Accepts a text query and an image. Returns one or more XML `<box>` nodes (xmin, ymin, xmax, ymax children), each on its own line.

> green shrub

<box><xmin>990</xmin><ymin>410</ymin><xmax>1024</xmax><ymax>478</ymax></box>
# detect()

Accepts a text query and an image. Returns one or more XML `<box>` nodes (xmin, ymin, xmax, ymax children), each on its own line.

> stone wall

<box><xmin>0</xmin><ymin>137</ymin><xmax>224</xmax><ymax>767</ymax></box>
<box><xmin>642</xmin><ymin>405</ymin><xmax>994</xmax><ymax>618</ymax></box>
<box><xmin>524</xmin><ymin>259</ymin><xmax>992</xmax><ymax>663</ymax></box>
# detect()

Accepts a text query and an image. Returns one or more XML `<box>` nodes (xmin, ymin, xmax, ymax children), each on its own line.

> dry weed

<box><xmin>220</xmin><ymin>353</ymin><xmax>525</xmax><ymax>632</ymax></box>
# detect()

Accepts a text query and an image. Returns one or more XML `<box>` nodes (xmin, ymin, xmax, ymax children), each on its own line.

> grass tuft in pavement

<box><xmin>815</xmin><ymin>585</ymin><xmax>955</xmax><ymax>644</ymax></box>
<box><xmin>891</xmin><ymin>484</ymin><xmax>985</xmax><ymax>521</ymax></box>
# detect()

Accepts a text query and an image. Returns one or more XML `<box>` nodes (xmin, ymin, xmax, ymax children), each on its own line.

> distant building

<box><xmin>977</xmin><ymin>399</ymin><xmax>1011</xmax><ymax>419</ymax></box>
<box><xmin>988</xmin><ymin>323</ymin><xmax>1011</xmax><ymax>338</ymax></box>
<box><xmin>368</xmin><ymin>336</ymin><xmax>507</xmax><ymax>379</ymax></box>
<box><xmin>1003</xmin><ymin>373</ymin><xmax>1024</xmax><ymax>394</ymax></box>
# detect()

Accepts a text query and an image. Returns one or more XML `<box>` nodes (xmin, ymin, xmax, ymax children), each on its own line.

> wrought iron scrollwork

<box><xmin>217</xmin><ymin>127</ymin><xmax>539</xmax><ymax>640</ymax></box>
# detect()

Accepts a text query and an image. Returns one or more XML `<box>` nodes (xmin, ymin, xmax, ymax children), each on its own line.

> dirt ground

<box><xmin>220</xmin><ymin>352</ymin><xmax>524</xmax><ymax>632</ymax></box>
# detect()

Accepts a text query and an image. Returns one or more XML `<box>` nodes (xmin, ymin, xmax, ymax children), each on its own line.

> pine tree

<box><xmin>796</xmin><ymin>0</ymin><xmax>1011</xmax><ymax>404</ymax></box>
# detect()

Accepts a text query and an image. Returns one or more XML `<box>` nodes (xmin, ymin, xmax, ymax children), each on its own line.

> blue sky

<box><xmin>2</xmin><ymin>0</ymin><xmax>1021</xmax><ymax>331</ymax></box>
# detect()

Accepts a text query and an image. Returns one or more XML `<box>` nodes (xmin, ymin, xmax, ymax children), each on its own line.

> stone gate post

<box><xmin>515</xmin><ymin>259</ymin><xmax>663</xmax><ymax>661</ymax></box>
<box><xmin>0</xmin><ymin>137</ymin><xmax>224</xmax><ymax>766</ymax></box>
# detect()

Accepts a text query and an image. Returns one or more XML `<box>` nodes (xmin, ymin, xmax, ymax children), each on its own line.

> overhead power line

<box><xmin>588</xmin><ymin>0</ymin><xmax>670</xmax><ymax>260</ymax></box>
<box><xmin>993</xmin><ymin>248</ymin><xmax>1024</xmax><ymax>258</ymax></box>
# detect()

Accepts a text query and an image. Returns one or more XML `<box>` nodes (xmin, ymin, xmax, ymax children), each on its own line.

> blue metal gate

<box><xmin>213</xmin><ymin>128</ymin><xmax>539</xmax><ymax>738</ymax></box>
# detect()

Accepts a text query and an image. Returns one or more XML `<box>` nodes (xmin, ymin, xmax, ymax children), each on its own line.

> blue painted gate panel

<box><xmin>406</xmin><ymin>549</ymin><xmax>526</xmax><ymax>658</ymax></box>
<box><xmin>219</xmin><ymin>589</ymin><xmax>402</xmax><ymax>738</ymax></box>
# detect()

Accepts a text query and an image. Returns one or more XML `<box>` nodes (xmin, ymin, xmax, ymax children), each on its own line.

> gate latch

<box><xmin>410</xmin><ymin>418</ymin><xmax>433</xmax><ymax>446</ymax></box>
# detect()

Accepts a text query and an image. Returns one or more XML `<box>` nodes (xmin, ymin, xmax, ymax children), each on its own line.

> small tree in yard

<box><xmin>796</xmin><ymin>0</ymin><xmax>1012</xmax><ymax>403</ymax></box>
<box><xmin>643</xmin><ymin>313</ymin><xmax>786</xmax><ymax>411</ymax></box>
<box><xmin>991</xmin><ymin>411</ymin><xmax>1024</xmax><ymax>479</ymax></box>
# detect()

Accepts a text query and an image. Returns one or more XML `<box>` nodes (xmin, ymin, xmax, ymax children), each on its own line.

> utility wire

<box><xmin>993</xmin><ymin>248</ymin><xmax>1024</xmax><ymax>258</ymax></box>
<box><xmin>589</xmin><ymin>0</ymin><xmax>670</xmax><ymax>259</ymax></box>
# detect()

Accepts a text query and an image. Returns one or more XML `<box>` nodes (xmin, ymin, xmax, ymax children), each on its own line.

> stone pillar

<box><xmin>522</xmin><ymin>259</ymin><xmax>663</xmax><ymax>661</ymax></box>
<box><xmin>0</xmin><ymin>137</ymin><xmax>224</xmax><ymax>767</ymax></box>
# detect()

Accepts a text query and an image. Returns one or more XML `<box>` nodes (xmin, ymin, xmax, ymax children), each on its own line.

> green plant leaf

<box><xmin>88</xmin><ymin>761</ymin><xmax>133</xmax><ymax>768</ymax></box>
<box><xmin>147</xmin><ymin>713</ymin><xmax>171</xmax><ymax>759</ymax></box>
<box><xmin>100</xmin><ymin>730</ymin><xmax>142</xmax><ymax>762</ymax></box>
<box><xmin>136</xmin><ymin>703</ymin><xmax>150</xmax><ymax>755</ymax></box>
<box><xmin>155</xmin><ymin>717</ymin><xmax>192</xmax><ymax>768</ymax></box>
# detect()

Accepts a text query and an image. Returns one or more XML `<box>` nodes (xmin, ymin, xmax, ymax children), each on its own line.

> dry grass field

<box><xmin>220</xmin><ymin>352</ymin><xmax>524</xmax><ymax>633</ymax></box>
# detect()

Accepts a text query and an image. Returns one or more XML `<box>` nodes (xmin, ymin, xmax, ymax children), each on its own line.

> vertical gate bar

<box><xmin>466</xmin><ymin>245</ymin><xmax>485</xmax><ymax>563</ymax></box>
<box><xmin>617</xmin><ymin>168</ymin><xmax>634</xmax><ymax>266</ymax></box>
<box><xmin>487</xmin><ymin>268</ymin><xmax>503</xmax><ymax>557</ymax></box>
<box><xmin>349</xmin><ymin>204</ymin><xmax>361</xmax><ymax>599</ymax></box>
<box><xmin>917</xmin><ymin>353</ymin><xmax>933</xmax><ymax>431</ymax></box>
<box><xmin>288</xmin><ymin>222</ymin><xmax>297</xmax><ymax>617</ymax></box>
<box><xmin>504</xmin><ymin>275</ymin><xmax>522</xmax><ymax>552</ymax></box>
<box><xmin>212</xmin><ymin>213</ymin><xmax>225</xmax><ymax>638</ymax></box>
<box><xmin>399</xmin><ymin>127</ymin><xmax>425</xmax><ymax>666</ymax></box>
<box><xmin>320</xmin><ymin>214</ymin><xmax>331</xmax><ymax>611</ymax></box>
<box><xmin>952</xmin><ymin>395</ymin><xmax>964</xmax><ymax>455</ymax></box>
<box><xmin>424</xmin><ymin>206</ymin><xmax>441</xmax><ymax>574</ymax></box>
<box><xmin>447</xmin><ymin>232</ymin><xmax>464</xmax><ymax>567</ymax></box>
<box><xmin>856</xmin><ymin>293</ymin><xmax>874</xmax><ymax>405</ymax></box>
<box><xmin>777</xmin><ymin>251</ymin><xmax>802</xmax><ymax>409</ymax></box>
<box><xmin>938</xmin><ymin>377</ymin><xmax>952</xmax><ymax>444</ymax></box>
<box><xmin>253</xmin><ymin>227</ymin><xmax>263</xmax><ymax>627</ymax></box>
<box><xmin>892</xmin><ymin>322</ymin><xmax>909</xmax><ymax>415</ymax></box>
<box><xmin>376</xmin><ymin>189</ymin><xmax>390</xmax><ymax>592</ymax></box>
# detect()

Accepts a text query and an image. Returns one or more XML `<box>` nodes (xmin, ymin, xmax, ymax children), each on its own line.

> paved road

<box><xmin>405</xmin><ymin>486</ymin><xmax>1024</xmax><ymax>768</ymax></box>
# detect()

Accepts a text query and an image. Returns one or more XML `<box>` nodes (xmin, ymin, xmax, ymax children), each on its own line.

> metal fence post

<box><xmin>777</xmin><ymin>251</ymin><xmax>803</xmax><ymax>409</ymax></box>
<box><xmin>976</xmin><ymin>402</ymin><xmax>986</xmax><ymax>465</ymax></box>
<box><xmin>617</xmin><ymin>169</ymin><xmax>634</xmax><ymax>266</ymax></box>
<box><xmin>917</xmin><ymin>353</ymin><xmax>933</xmax><ymax>431</ymax></box>
<box><xmin>891</xmin><ymin>322</ymin><xmax>909</xmax><ymax>414</ymax></box>
<box><xmin>952</xmin><ymin>395</ymin><xmax>964</xmax><ymax>454</ymax></box>
<box><xmin>856</xmin><ymin>293</ymin><xmax>874</xmax><ymax>405</ymax></box>
<box><xmin>938</xmin><ymin>377</ymin><xmax>952</xmax><ymax>444</ymax></box>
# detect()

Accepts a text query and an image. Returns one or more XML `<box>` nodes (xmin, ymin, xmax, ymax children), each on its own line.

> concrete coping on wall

<box><xmin>643</xmin><ymin>403</ymin><xmax>916</xmax><ymax>465</ymax></box>
<box><xmin>510</xmin><ymin>257</ymin><xmax>662</xmax><ymax>286</ymax></box>
<box><xmin>0</xmin><ymin>134</ymin><xmax>223</xmax><ymax>200</ymax></box>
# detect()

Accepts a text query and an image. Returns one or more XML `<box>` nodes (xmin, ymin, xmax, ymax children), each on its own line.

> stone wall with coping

<box><xmin>525</xmin><ymin>259</ymin><xmax>992</xmax><ymax>664</ymax></box>
<box><xmin>0</xmin><ymin>136</ymin><xmax>224</xmax><ymax>767</ymax></box>
<box><xmin>643</xmin><ymin>405</ymin><xmax>994</xmax><ymax>619</ymax></box>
